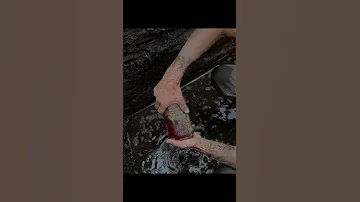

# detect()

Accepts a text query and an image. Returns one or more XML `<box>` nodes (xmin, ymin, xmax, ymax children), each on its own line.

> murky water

<box><xmin>141</xmin><ymin>141</ymin><xmax>218</xmax><ymax>174</ymax></box>
<box><xmin>124</xmin><ymin>69</ymin><xmax>236</xmax><ymax>174</ymax></box>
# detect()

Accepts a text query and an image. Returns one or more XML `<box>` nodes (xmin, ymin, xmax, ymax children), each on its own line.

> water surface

<box><xmin>124</xmin><ymin>70</ymin><xmax>236</xmax><ymax>174</ymax></box>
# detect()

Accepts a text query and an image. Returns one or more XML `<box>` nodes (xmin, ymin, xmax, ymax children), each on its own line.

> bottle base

<box><xmin>169</xmin><ymin>132</ymin><xmax>194</xmax><ymax>141</ymax></box>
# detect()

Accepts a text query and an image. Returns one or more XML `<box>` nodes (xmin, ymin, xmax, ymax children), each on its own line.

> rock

<box><xmin>124</xmin><ymin>28</ymin><xmax>236</xmax><ymax>115</ymax></box>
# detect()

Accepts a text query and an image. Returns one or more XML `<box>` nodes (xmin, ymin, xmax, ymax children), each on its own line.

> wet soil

<box><xmin>124</xmin><ymin>68</ymin><xmax>236</xmax><ymax>174</ymax></box>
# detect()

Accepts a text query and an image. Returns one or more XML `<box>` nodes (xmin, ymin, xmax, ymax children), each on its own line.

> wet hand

<box><xmin>166</xmin><ymin>131</ymin><xmax>203</xmax><ymax>149</ymax></box>
<box><xmin>153</xmin><ymin>77</ymin><xmax>189</xmax><ymax>114</ymax></box>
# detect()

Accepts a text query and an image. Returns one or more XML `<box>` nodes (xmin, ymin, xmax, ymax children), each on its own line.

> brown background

<box><xmin>1</xmin><ymin>0</ymin><xmax>360</xmax><ymax>202</ymax></box>
<box><xmin>237</xmin><ymin>0</ymin><xmax>360</xmax><ymax>201</ymax></box>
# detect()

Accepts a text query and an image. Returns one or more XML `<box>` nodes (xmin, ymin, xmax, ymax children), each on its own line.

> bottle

<box><xmin>163</xmin><ymin>104</ymin><xmax>194</xmax><ymax>140</ymax></box>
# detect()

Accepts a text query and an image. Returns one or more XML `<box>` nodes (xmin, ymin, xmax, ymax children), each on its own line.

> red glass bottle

<box><xmin>163</xmin><ymin>104</ymin><xmax>194</xmax><ymax>140</ymax></box>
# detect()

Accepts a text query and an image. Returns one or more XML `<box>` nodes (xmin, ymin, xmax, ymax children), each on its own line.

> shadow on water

<box><xmin>124</xmin><ymin>69</ymin><xmax>236</xmax><ymax>174</ymax></box>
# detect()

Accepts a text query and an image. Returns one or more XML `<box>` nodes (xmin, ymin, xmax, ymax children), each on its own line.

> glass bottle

<box><xmin>163</xmin><ymin>104</ymin><xmax>194</xmax><ymax>140</ymax></box>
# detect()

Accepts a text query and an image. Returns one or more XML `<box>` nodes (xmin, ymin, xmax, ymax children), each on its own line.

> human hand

<box><xmin>166</xmin><ymin>131</ymin><xmax>203</xmax><ymax>149</ymax></box>
<box><xmin>153</xmin><ymin>77</ymin><xmax>189</xmax><ymax>114</ymax></box>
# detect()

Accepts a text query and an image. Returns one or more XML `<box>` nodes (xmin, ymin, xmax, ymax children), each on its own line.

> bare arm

<box><xmin>163</xmin><ymin>28</ymin><xmax>236</xmax><ymax>85</ymax></box>
<box><xmin>153</xmin><ymin>28</ymin><xmax>236</xmax><ymax>114</ymax></box>
<box><xmin>167</xmin><ymin>132</ymin><xmax>236</xmax><ymax>169</ymax></box>
<box><xmin>195</xmin><ymin>138</ymin><xmax>236</xmax><ymax>169</ymax></box>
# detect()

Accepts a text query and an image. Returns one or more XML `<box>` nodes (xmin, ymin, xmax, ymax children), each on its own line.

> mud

<box><xmin>124</xmin><ymin>68</ymin><xmax>236</xmax><ymax>174</ymax></box>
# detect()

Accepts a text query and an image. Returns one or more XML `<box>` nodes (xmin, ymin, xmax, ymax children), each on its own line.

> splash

<box><xmin>141</xmin><ymin>140</ymin><xmax>215</xmax><ymax>174</ymax></box>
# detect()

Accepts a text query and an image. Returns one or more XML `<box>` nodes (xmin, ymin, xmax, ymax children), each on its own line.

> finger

<box><xmin>166</xmin><ymin>139</ymin><xmax>191</xmax><ymax>148</ymax></box>
<box><xmin>154</xmin><ymin>101</ymin><xmax>160</xmax><ymax>109</ymax></box>
<box><xmin>157</xmin><ymin>105</ymin><xmax>166</xmax><ymax>115</ymax></box>
<box><xmin>178</xmin><ymin>99</ymin><xmax>190</xmax><ymax>114</ymax></box>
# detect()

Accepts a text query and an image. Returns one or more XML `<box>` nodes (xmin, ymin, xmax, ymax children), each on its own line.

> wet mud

<box><xmin>124</xmin><ymin>69</ymin><xmax>236</xmax><ymax>174</ymax></box>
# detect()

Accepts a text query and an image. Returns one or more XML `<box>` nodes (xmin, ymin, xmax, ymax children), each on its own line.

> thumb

<box><xmin>166</xmin><ymin>138</ymin><xmax>180</xmax><ymax>146</ymax></box>
<box><xmin>178</xmin><ymin>99</ymin><xmax>190</xmax><ymax>114</ymax></box>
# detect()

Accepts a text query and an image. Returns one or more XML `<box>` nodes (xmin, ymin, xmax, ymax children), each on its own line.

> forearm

<box><xmin>194</xmin><ymin>138</ymin><xmax>236</xmax><ymax>169</ymax></box>
<box><xmin>163</xmin><ymin>28</ymin><xmax>234</xmax><ymax>84</ymax></box>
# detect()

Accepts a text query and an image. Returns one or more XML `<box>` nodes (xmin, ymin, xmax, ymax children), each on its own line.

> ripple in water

<box><xmin>142</xmin><ymin>140</ymin><xmax>215</xmax><ymax>174</ymax></box>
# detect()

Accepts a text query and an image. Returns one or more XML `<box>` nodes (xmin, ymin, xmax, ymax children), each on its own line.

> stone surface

<box><xmin>124</xmin><ymin>70</ymin><xmax>236</xmax><ymax>174</ymax></box>
<box><xmin>124</xmin><ymin>28</ymin><xmax>236</xmax><ymax>115</ymax></box>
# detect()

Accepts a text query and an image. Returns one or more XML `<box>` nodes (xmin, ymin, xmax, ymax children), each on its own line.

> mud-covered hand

<box><xmin>153</xmin><ymin>77</ymin><xmax>189</xmax><ymax>114</ymax></box>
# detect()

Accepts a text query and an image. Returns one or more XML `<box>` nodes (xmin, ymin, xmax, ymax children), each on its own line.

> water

<box><xmin>142</xmin><ymin>141</ymin><xmax>217</xmax><ymax>174</ymax></box>
<box><xmin>124</xmin><ymin>70</ymin><xmax>236</xmax><ymax>174</ymax></box>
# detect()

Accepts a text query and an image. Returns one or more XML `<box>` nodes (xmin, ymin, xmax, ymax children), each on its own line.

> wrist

<box><xmin>163</xmin><ymin>56</ymin><xmax>192</xmax><ymax>83</ymax></box>
<box><xmin>193</xmin><ymin>138</ymin><xmax>209</xmax><ymax>154</ymax></box>
<box><xmin>162</xmin><ymin>67</ymin><xmax>182</xmax><ymax>86</ymax></box>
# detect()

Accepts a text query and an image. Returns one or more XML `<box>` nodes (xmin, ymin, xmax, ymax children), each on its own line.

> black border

<box><xmin>124</xmin><ymin>0</ymin><xmax>236</xmax><ymax>28</ymax></box>
<box><xmin>124</xmin><ymin>174</ymin><xmax>236</xmax><ymax>201</ymax></box>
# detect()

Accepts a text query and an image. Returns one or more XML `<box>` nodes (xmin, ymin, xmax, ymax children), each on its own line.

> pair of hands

<box><xmin>153</xmin><ymin>77</ymin><xmax>203</xmax><ymax>149</ymax></box>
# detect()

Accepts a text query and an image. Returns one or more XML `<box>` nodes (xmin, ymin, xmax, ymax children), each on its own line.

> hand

<box><xmin>166</xmin><ymin>131</ymin><xmax>203</xmax><ymax>149</ymax></box>
<box><xmin>153</xmin><ymin>77</ymin><xmax>189</xmax><ymax>114</ymax></box>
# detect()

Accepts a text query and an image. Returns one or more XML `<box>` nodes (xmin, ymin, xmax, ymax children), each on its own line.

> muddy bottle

<box><xmin>163</xmin><ymin>104</ymin><xmax>194</xmax><ymax>140</ymax></box>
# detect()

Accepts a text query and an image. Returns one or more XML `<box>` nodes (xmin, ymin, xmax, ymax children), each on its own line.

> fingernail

<box><xmin>185</xmin><ymin>108</ymin><xmax>190</xmax><ymax>114</ymax></box>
